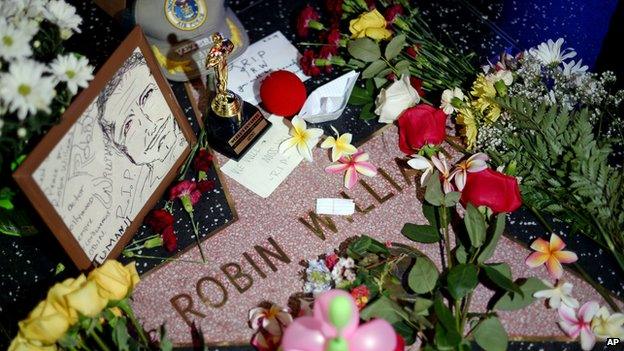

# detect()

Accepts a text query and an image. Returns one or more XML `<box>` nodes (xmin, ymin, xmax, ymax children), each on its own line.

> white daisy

<box><xmin>0</xmin><ymin>59</ymin><xmax>56</xmax><ymax>120</ymax></box>
<box><xmin>0</xmin><ymin>18</ymin><xmax>33</xmax><ymax>61</ymax></box>
<box><xmin>529</xmin><ymin>38</ymin><xmax>577</xmax><ymax>65</ymax></box>
<box><xmin>44</xmin><ymin>0</ymin><xmax>82</xmax><ymax>39</ymax></box>
<box><xmin>562</xmin><ymin>59</ymin><xmax>589</xmax><ymax>77</ymax></box>
<box><xmin>440</xmin><ymin>87</ymin><xmax>465</xmax><ymax>115</ymax></box>
<box><xmin>50</xmin><ymin>54</ymin><xmax>94</xmax><ymax>94</ymax></box>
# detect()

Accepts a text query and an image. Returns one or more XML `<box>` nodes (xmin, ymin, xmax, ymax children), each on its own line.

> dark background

<box><xmin>1</xmin><ymin>0</ymin><xmax>622</xmax><ymax>350</ymax></box>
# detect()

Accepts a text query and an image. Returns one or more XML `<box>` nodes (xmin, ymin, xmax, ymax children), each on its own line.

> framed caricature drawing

<box><xmin>13</xmin><ymin>27</ymin><xmax>196</xmax><ymax>270</ymax></box>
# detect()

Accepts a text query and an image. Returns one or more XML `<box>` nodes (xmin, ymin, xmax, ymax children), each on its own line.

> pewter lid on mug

<box><xmin>133</xmin><ymin>0</ymin><xmax>249</xmax><ymax>81</ymax></box>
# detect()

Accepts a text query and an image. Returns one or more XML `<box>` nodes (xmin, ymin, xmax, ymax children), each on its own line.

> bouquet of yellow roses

<box><xmin>9</xmin><ymin>260</ymin><xmax>169</xmax><ymax>351</ymax></box>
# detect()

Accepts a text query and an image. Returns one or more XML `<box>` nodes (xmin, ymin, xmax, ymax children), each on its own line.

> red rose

<box><xmin>197</xmin><ymin>179</ymin><xmax>215</xmax><ymax>193</ymax></box>
<box><xmin>193</xmin><ymin>148</ymin><xmax>213</xmax><ymax>173</ymax></box>
<box><xmin>297</xmin><ymin>5</ymin><xmax>321</xmax><ymax>38</ymax></box>
<box><xmin>460</xmin><ymin>168</ymin><xmax>522</xmax><ymax>213</ymax></box>
<box><xmin>409</xmin><ymin>76</ymin><xmax>425</xmax><ymax>97</ymax></box>
<box><xmin>161</xmin><ymin>225</ymin><xmax>178</xmax><ymax>252</ymax></box>
<box><xmin>300</xmin><ymin>49</ymin><xmax>321</xmax><ymax>76</ymax></box>
<box><xmin>397</xmin><ymin>105</ymin><xmax>447</xmax><ymax>154</ymax></box>
<box><xmin>394</xmin><ymin>333</ymin><xmax>405</xmax><ymax>351</ymax></box>
<box><xmin>145</xmin><ymin>209</ymin><xmax>174</xmax><ymax>233</ymax></box>
<box><xmin>384</xmin><ymin>4</ymin><xmax>404</xmax><ymax>23</ymax></box>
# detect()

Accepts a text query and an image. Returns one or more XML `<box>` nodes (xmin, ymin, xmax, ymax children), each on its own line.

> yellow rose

<box><xmin>88</xmin><ymin>260</ymin><xmax>140</xmax><ymax>300</ymax></box>
<box><xmin>349</xmin><ymin>9</ymin><xmax>392</xmax><ymax>40</ymax></box>
<box><xmin>18</xmin><ymin>300</ymin><xmax>70</xmax><ymax>345</ymax></box>
<box><xmin>9</xmin><ymin>335</ymin><xmax>57</xmax><ymax>351</ymax></box>
<box><xmin>45</xmin><ymin>275</ymin><xmax>86</xmax><ymax>324</ymax></box>
<box><xmin>65</xmin><ymin>280</ymin><xmax>109</xmax><ymax>317</ymax></box>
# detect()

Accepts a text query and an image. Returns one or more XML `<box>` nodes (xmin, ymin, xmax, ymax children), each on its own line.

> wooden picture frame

<box><xmin>13</xmin><ymin>26</ymin><xmax>196</xmax><ymax>270</ymax></box>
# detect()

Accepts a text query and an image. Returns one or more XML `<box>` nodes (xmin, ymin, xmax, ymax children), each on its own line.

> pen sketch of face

<box><xmin>97</xmin><ymin>51</ymin><xmax>179</xmax><ymax>167</ymax></box>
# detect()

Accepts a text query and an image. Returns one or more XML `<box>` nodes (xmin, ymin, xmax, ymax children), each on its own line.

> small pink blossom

<box><xmin>325</xmin><ymin>150</ymin><xmax>377</xmax><ymax>189</ymax></box>
<box><xmin>558</xmin><ymin>301</ymin><xmax>599</xmax><ymax>350</ymax></box>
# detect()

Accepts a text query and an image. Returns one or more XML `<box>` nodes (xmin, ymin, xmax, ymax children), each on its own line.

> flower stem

<box><xmin>189</xmin><ymin>214</ymin><xmax>206</xmax><ymax>263</ymax></box>
<box><xmin>439</xmin><ymin>207</ymin><xmax>453</xmax><ymax>269</ymax></box>
<box><xmin>118</xmin><ymin>299</ymin><xmax>150</xmax><ymax>346</ymax></box>
<box><xmin>89</xmin><ymin>331</ymin><xmax>111</xmax><ymax>351</ymax></box>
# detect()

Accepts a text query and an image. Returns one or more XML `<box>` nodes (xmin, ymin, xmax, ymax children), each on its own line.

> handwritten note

<box><xmin>220</xmin><ymin>115</ymin><xmax>303</xmax><ymax>198</ymax></box>
<box><xmin>228</xmin><ymin>31</ymin><xmax>309</xmax><ymax>105</ymax></box>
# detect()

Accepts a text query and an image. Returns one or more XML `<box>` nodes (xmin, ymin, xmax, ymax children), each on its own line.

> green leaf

<box><xmin>348</xmin><ymin>86</ymin><xmax>373</xmax><ymax>105</ymax></box>
<box><xmin>474</xmin><ymin>316</ymin><xmax>508</xmax><ymax>351</ymax></box>
<box><xmin>394</xmin><ymin>59</ymin><xmax>411</xmax><ymax>76</ymax></box>
<box><xmin>359</xmin><ymin>103</ymin><xmax>376</xmax><ymax>121</ymax></box>
<box><xmin>464</xmin><ymin>204</ymin><xmax>486</xmax><ymax>247</ymax></box>
<box><xmin>401</xmin><ymin>223</ymin><xmax>439</xmax><ymax>243</ymax></box>
<box><xmin>494</xmin><ymin>277</ymin><xmax>549</xmax><ymax>311</ymax></box>
<box><xmin>446</xmin><ymin>264</ymin><xmax>478</xmax><ymax>300</ymax></box>
<box><xmin>455</xmin><ymin>245</ymin><xmax>468</xmax><ymax>264</ymax></box>
<box><xmin>477</xmin><ymin>213</ymin><xmax>506</xmax><ymax>263</ymax></box>
<box><xmin>348</xmin><ymin>235</ymin><xmax>373</xmax><ymax>258</ymax></box>
<box><xmin>348</xmin><ymin>38</ymin><xmax>381</xmax><ymax>62</ymax></box>
<box><xmin>443</xmin><ymin>192</ymin><xmax>461</xmax><ymax>207</ymax></box>
<box><xmin>365</xmin><ymin>79</ymin><xmax>374</xmax><ymax>95</ymax></box>
<box><xmin>373</xmin><ymin>77</ymin><xmax>388</xmax><ymax>88</ymax></box>
<box><xmin>385</xmin><ymin>34</ymin><xmax>406</xmax><ymax>60</ymax></box>
<box><xmin>422</xmin><ymin>203</ymin><xmax>439</xmax><ymax>228</ymax></box>
<box><xmin>112</xmin><ymin>319</ymin><xmax>130</xmax><ymax>351</ymax></box>
<box><xmin>424</xmin><ymin>172</ymin><xmax>444</xmax><ymax>206</ymax></box>
<box><xmin>362</xmin><ymin>60</ymin><xmax>387</xmax><ymax>79</ymax></box>
<box><xmin>434</xmin><ymin>296</ymin><xmax>456</xmax><ymax>332</ymax></box>
<box><xmin>360</xmin><ymin>296</ymin><xmax>405</xmax><ymax>324</ymax></box>
<box><xmin>393</xmin><ymin>321</ymin><xmax>417</xmax><ymax>345</ymax></box>
<box><xmin>348</xmin><ymin>58</ymin><xmax>366</xmax><ymax>68</ymax></box>
<box><xmin>481</xmin><ymin>264</ymin><xmax>521</xmax><ymax>295</ymax></box>
<box><xmin>408</xmin><ymin>257</ymin><xmax>439</xmax><ymax>293</ymax></box>
<box><xmin>412</xmin><ymin>297</ymin><xmax>433</xmax><ymax>316</ymax></box>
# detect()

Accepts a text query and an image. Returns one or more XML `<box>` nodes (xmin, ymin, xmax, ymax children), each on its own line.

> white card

<box><xmin>316</xmin><ymin>198</ymin><xmax>356</xmax><ymax>216</ymax></box>
<box><xmin>220</xmin><ymin>115</ymin><xmax>303</xmax><ymax>198</ymax></box>
<box><xmin>228</xmin><ymin>31</ymin><xmax>309</xmax><ymax>105</ymax></box>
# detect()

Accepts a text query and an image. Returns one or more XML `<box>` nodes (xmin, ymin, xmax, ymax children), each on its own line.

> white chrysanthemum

<box><xmin>50</xmin><ymin>54</ymin><xmax>94</xmax><ymax>94</ymax></box>
<box><xmin>440</xmin><ymin>87</ymin><xmax>465</xmax><ymax>114</ymax></box>
<box><xmin>562</xmin><ymin>59</ymin><xmax>589</xmax><ymax>77</ymax></box>
<box><xmin>44</xmin><ymin>0</ymin><xmax>81</xmax><ymax>39</ymax></box>
<box><xmin>0</xmin><ymin>60</ymin><xmax>56</xmax><ymax>120</ymax></box>
<box><xmin>529</xmin><ymin>38</ymin><xmax>577</xmax><ymax>65</ymax></box>
<box><xmin>0</xmin><ymin>18</ymin><xmax>33</xmax><ymax>60</ymax></box>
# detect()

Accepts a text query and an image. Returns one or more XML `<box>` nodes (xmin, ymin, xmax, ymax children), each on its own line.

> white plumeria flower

<box><xmin>44</xmin><ymin>0</ymin><xmax>82</xmax><ymax>39</ymax></box>
<box><xmin>0</xmin><ymin>59</ymin><xmax>56</xmax><ymax>120</ymax></box>
<box><xmin>450</xmin><ymin>153</ymin><xmax>489</xmax><ymax>191</ymax></box>
<box><xmin>248</xmin><ymin>304</ymin><xmax>292</xmax><ymax>336</ymax></box>
<box><xmin>431</xmin><ymin>153</ymin><xmax>455</xmax><ymax>194</ymax></box>
<box><xmin>0</xmin><ymin>18</ymin><xmax>33</xmax><ymax>61</ymax></box>
<box><xmin>533</xmin><ymin>280</ymin><xmax>579</xmax><ymax>309</ymax></box>
<box><xmin>591</xmin><ymin>306</ymin><xmax>624</xmax><ymax>341</ymax></box>
<box><xmin>440</xmin><ymin>87</ymin><xmax>465</xmax><ymax>115</ymax></box>
<box><xmin>278</xmin><ymin>115</ymin><xmax>323</xmax><ymax>162</ymax></box>
<box><xmin>407</xmin><ymin>154</ymin><xmax>433</xmax><ymax>186</ymax></box>
<box><xmin>562</xmin><ymin>59</ymin><xmax>589</xmax><ymax>77</ymax></box>
<box><xmin>529</xmin><ymin>38</ymin><xmax>577</xmax><ymax>65</ymax></box>
<box><xmin>320</xmin><ymin>126</ymin><xmax>357</xmax><ymax>162</ymax></box>
<box><xmin>50</xmin><ymin>54</ymin><xmax>94</xmax><ymax>94</ymax></box>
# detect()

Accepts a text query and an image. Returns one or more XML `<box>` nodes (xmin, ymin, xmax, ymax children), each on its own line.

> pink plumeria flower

<box><xmin>249</xmin><ymin>304</ymin><xmax>293</xmax><ymax>336</ymax></box>
<box><xmin>558</xmin><ymin>301</ymin><xmax>599</xmax><ymax>350</ymax></box>
<box><xmin>407</xmin><ymin>154</ymin><xmax>433</xmax><ymax>186</ymax></box>
<box><xmin>325</xmin><ymin>150</ymin><xmax>377</xmax><ymax>189</ymax></box>
<box><xmin>525</xmin><ymin>233</ymin><xmax>578</xmax><ymax>279</ymax></box>
<box><xmin>450</xmin><ymin>153</ymin><xmax>489</xmax><ymax>191</ymax></box>
<box><xmin>431</xmin><ymin>153</ymin><xmax>455</xmax><ymax>194</ymax></box>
